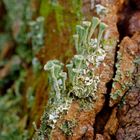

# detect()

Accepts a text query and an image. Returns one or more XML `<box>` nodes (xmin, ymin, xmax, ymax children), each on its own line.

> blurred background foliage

<box><xmin>0</xmin><ymin>0</ymin><xmax>83</xmax><ymax>139</ymax></box>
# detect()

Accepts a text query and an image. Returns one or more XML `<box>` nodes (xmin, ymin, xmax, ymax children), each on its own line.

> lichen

<box><xmin>37</xmin><ymin>17</ymin><xmax>108</xmax><ymax>139</ymax></box>
<box><xmin>29</xmin><ymin>17</ymin><xmax>45</xmax><ymax>55</ymax></box>
<box><xmin>44</xmin><ymin>60</ymin><xmax>67</xmax><ymax>99</ymax></box>
<box><xmin>110</xmin><ymin>90</ymin><xmax>122</xmax><ymax>100</ymax></box>
<box><xmin>110</xmin><ymin>38</ymin><xmax>136</xmax><ymax>106</ymax></box>
<box><xmin>59</xmin><ymin>119</ymin><xmax>77</xmax><ymax>136</ymax></box>
<box><xmin>67</xmin><ymin>17</ymin><xmax>107</xmax><ymax>99</ymax></box>
<box><xmin>95</xmin><ymin>4</ymin><xmax>109</xmax><ymax>16</ymax></box>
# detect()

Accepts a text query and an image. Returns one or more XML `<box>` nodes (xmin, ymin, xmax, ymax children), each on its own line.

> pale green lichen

<box><xmin>37</xmin><ymin>96</ymin><xmax>73</xmax><ymax>139</ymax></box>
<box><xmin>111</xmin><ymin>50</ymin><xmax>134</xmax><ymax>101</ymax></box>
<box><xmin>95</xmin><ymin>4</ymin><xmax>109</xmax><ymax>16</ymax></box>
<box><xmin>78</xmin><ymin>98</ymin><xmax>94</xmax><ymax>110</ymax></box>
<box><xmin>110</xmin><ymin>90</ymin><xmax>122</xmax><ymax>100</ymax></box>
<box><xmin>29</xmin><ymin>17</ymin><xmax>45</xmax><ymax>55</ymax></box>
<box><xmin>67</xmin><ymin>17</ymin><xmax>107</xmax><ymax>99</ymax></box>
<box><xmin>59</xmin><ymin>120</ymin><xmax>77</xmax><ymax>136</ymax></box>
<box><xmin>37</xmin><ymin>60</ymin><xmax>72</xmax><ymax>139</ymax></box>
<box><xmin>44</xmin><ymin>60</ymin><xmax>67</xmax><ymax>99</ymax></box>
<box><xmin>37</xmin><ymin>17</ymin><xmax>108</xmax><ymax>139</ymax></box>
<box><xmin>118</xmin><ymin>95</ymin><xmax>126</xmax><ymax>109</ymax></box>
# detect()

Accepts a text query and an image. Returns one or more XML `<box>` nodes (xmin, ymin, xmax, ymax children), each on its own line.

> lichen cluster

<box><xmin>37</xmin><ymin>60</ymin><xmax>73</xmax><ymax>139</ymax></box>
<box><xmin>37</xmin><ymin>17</ymin><xmax>107</xmax><ymax>139</ymax></box>
<box><xmin>29</xmin><ymin>17</ymin><xmax>45</xmax><ymax>55</ymax></box>
<box><xmin>0</xmin><ymin>0</ymin><xmax>83</xmax><ymax>139</ymax></box>
<box><xmin>67</xmin><ymin>17</ymin><xmax>107</xmax><ymax>99</ymax></box>
<box><xmin>110</xmin><ymin>45</ymin><xmax>134</xmax><ymax>102</ymax></box>
<box><xmin>59</xmin><ymin>119</ymin><xmax>77</xmax><ymax>136</ymax></box>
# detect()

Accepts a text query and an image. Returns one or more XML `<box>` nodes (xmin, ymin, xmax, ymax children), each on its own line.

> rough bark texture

<box><xmin>116</xmin><ymin>33</ymin><xmax>140</xmax><ymax>140</ymax></box>
<box><xmin>0</xmin><ymin>0</ymin><xmax>140</xmax><ymax>139</ymax></box>
<box><xmin>42</xmin><ymin>0</ymin><xmax>140</xmax><ymax>139</ymax></box>
<box><xmin>48</xmin><ymin>0</ymin><xmax>120</xmax><ymax>139</ymax></box>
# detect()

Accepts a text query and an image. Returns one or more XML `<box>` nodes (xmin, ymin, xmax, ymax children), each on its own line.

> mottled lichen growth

<box><xmin>37</xmin><ymin>17</ymin><xmax>107</xmax><ymax>139</ymax></box>
<box><xmin>95</xmin><ymin>4</ymin><xmax>109</xmax><ymax>16</ymax></box>
<box><xmin>59</xmin><ymin>119</ymin><xmax>77</xmax><ymax>136</ymax></box>
<box><xmin>109</xmin><ymin>37</ymin><xmax>136</xmax><ymax>107</ymax></box>
<box><xmin>44</xmin><ymin>60</ymin><xmax>67</xmax><ymax>99</ymax></box>
<box><xmin>67</xmin><ymin>17</ymin><xmax>107</xmax><ymax>99</ymax></box>
<box><xmin>36</xmin><ymin>60</ymin><xmax>72</xmax><ymax>139</ymax></box>
<box><xmin>29</xmin><ymin>17</ymin><xmax>45</xmax><ymax>55</ymax></box>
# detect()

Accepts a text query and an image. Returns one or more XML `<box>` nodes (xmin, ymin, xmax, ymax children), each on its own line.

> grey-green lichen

<box><xmin>37</xmin><ymin>17</ymin><xmax>108</xmax><ymax>139</ymax></box>
<box><xmin>110</xmin><ymin>89</ymin><xmax>122</xmax><ymax>100</ymax></box>
<box><xmin>44</xmin><ymin>60</ymin><xmax>67</xmax><ymax>99</ymax></box>
<box><xmin>67</xmin><ymin>17</ymin><xmax>107</xmax><ymax>99</ymax></box>
<box><xmin>110</xmin><ymin>49</ymin><xmax>134</xmax><ymax>101</ymax></box>
<box><xmin>29</xmin><ymin>17</ymin><xmax>45</xmax><ymax>55</ymax></box>
<box><xmin>59</xmin><ymin>120</ymin><xmax>77</xmax><ymax>136</ymax></box>
<box><xmin>36</xmin><ymin>60</ymin><xmax>72</xmax><ymax>139</ymax></box>
<box><xmin>95</xmin><ymin>4</ymin><xmax>109</xmax><ymax>16</ymax></box>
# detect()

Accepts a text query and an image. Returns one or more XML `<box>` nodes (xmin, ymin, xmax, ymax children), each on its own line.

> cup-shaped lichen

<box><xmin>97</xmin><ymin>22</ymin><xmax>108</xmax><ymax>47</ymax></box>
<box><xmin>88</xmin><ymin>17</ymin><xmax>100</xmax><ymax>43</ymax></box>
<box><xmin>38</xmin><ymin>16</ymin><xmax>108</xmax><ymax>139</ymax></box>
<box><xmin>44</xmin><ymin>60</ymin><xmax>67</xmax><ymax>100</ymax></box>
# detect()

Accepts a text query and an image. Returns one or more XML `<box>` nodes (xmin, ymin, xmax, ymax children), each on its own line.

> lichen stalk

<box><xmin>37</xmin><ymin>17</ymin><xmax>108</xmax><ymax>139</ymax></box>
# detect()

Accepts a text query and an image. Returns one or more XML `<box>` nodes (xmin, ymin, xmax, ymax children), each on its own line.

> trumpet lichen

<box><xmin>37</xmin><ymin>17</ymin><xmax>108</xmax><ymax>139</ymax></box>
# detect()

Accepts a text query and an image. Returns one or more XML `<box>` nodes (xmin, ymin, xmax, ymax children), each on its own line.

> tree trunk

<box><xmin>0</xmin><ymin>0</ymin><xmax>140</xmax><ymax>140</ymax></box>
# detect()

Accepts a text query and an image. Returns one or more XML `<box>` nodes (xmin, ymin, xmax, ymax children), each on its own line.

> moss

<box><xmin>40</xmin><ymin>0</ymin><xmax>64</xmax><ymax>32</ymax></box>
<box><xmin>0</xmin><ymin>89</ymin><xmax>29</xmax><ymax>140</ymax></box>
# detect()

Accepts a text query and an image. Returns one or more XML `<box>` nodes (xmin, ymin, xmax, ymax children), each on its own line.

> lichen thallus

<box><xmin>36</xmin><ymin>17</ymin><xmax>107</xmax><ymax>139</ymax></box>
